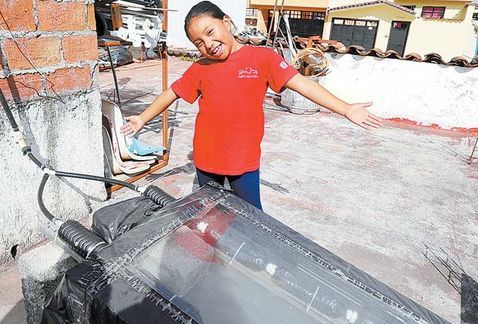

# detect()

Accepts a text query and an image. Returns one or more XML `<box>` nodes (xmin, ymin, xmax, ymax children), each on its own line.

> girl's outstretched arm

<box><xmin>121</xmin><ymin>88</ymin><xmax>179</xmax><ymax>135</ymax></box>
<box><xmin>285</xmin><ymin>74</ymin><xmax>382</xmax><ymax>130</ymax></box>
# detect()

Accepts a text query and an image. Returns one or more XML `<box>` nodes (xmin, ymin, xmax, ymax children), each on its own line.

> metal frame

<box><xmin>110</xmin><ymin>0</ymin><xmax>169</xmax><ymax>192</ymax></box>
<box><xmin>470</xmin><ymin>137</ymin><xmax>478</xmax><ymax>160</ymax></box>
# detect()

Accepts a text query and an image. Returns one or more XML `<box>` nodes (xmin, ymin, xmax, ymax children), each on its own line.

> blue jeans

<box><xmin>196</xmin><ymin>168</ymin><xmax>262</xmax><ymax>210</ymax></box>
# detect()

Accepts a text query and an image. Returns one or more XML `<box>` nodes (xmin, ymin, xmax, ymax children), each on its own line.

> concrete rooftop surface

<box><xmin>1</xmin><ymin>57</ymin><xmax>477</xmax><ymax>324</ymax></box>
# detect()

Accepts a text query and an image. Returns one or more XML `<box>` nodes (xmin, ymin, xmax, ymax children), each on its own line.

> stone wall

<box><xmin>0</xmin><ymin>0</ymin><xmax>106</xmax><ymax>265</ymax></box>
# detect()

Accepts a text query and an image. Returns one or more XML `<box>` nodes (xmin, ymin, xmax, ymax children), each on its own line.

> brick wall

<box><xmin>0</xmin><ymin>0</ymin><xmax>106</xmax><ymax>265</ymax></box>
<box><xmin>0</xmin><ymin>0</ymin><xmax>97</xmax><ymax>101</ymax></box>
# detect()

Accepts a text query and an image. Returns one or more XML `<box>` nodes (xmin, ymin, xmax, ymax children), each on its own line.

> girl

<box><xmin>121</xmin><ymin>1</ymin><xmax>382</xmax><ymax>210</ymax></box>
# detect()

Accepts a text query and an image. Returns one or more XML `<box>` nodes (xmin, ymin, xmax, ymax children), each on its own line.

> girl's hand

<box><xmin>121</xmin><ymin>115</ymin><xmax>145</xmax><ymax>136</ymax></box>
<box><xmin>344</xmin><ymin>102</ymin><xmax>383</xmax><ymax>130</ymax></box>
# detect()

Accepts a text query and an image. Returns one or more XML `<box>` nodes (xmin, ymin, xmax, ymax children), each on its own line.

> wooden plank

<box><xmin>109</xmin><ymin>159</ymin><xmax>169</xmax><ymax>193</ymax></box>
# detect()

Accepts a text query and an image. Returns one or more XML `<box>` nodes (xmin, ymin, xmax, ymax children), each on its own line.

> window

<box><xmin>402</xmin><ymin>5</ymin><xmax>416</xmax><ymax>11</ymax></box>
<box><xmin>312</xmin><ymin>12</ymin><xmax>325</xmax><ymax>20</ymax></box>
<box><xmin>301</xmin><ymin>11</ymin><xmax>313</xmax><ymax>19</ymax></box>
<box><xmin>288</xmin><ymin>11</ymin><xmax>302</xmax><ymax>19</ymax></box>
<box><xmin>421</xmin><ymin>6</ymin><xmax>445</xmax><ymax>19</ymax></box>
<box><xmin>246</xmin><ymin>8</ymin><xmax>258</xmax><ymax>17</ymax></box>
<box><xmin>268</xmin><ymin>10</ymin><xmax>325</xmax><ymax>20</ymax></box>
<box><xmin>473</xmin><ymin>12</ymin><xmax>478</xmax><ymax>20</ymax></box>
<box><xmin>367</xmin><ymin>21</ymin><xmax>378</xmax><ymax>27</ymax></box>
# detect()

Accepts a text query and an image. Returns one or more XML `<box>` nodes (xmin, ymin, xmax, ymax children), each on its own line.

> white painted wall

<box><xmin>167</xmin><ymin>0</ymin><xmax>247</xmax><ymax>49</ymax></box>
<box><xmin>0</xmin><ymin>92</ymin><xmax>106</xmax><ymax>265</ymax></box>
<box><xmin>319</xmin><ymin>53</ymin><xmax>478</xmax><ymax>129</ymax></box>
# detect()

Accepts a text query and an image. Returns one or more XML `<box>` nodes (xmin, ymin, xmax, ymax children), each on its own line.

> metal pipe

<box><xmin>470</xmin><ymin>137</ymin><xmax>478</xmax><ymax>160</ymax></box>
<box><xmin>266</xmin><ymin>0</ymin><xmax>279</xmax><ymax>47</ymax></box>
<box><xmin>162</xmin><ymin>0</ymin><xmax>169</xmax><ymax>163</ymax></box>
<box><xmin>106</xmin><ymin>46</ymin><xmax>122</xmax><ymax>107</ymax></box>
<box><xmin>271</xmin><ymin>0</ymin><xmax>286</xmax><ymax>49</ymax></box>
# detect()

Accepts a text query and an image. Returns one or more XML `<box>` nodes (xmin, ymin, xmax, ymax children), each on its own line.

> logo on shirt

<box><xmin>238</xmin><ymin>67</ymin><xmax>259</xmax><ymax>79</ymax></box>
<box><xmin>279</xmin><ymin>61</ymin><xmax>288</xmax><ymax>69</ymax></box>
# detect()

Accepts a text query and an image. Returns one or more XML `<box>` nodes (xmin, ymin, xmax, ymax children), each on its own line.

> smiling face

<box><xmin>186</xmin><ymin>15</ymin><xmax>239</xmax><ymax>61</ymax></box>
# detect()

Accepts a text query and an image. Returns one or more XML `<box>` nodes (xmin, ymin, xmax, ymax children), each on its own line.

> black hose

<box><xmin>55</xmin><ymin>170</ymin><xmax>137</xmax><ymax>191</ymax></box>
<box><xmin>58</xmin><ymin>220</ymin><xmax>108</xmax><ymax>259</ymax></box>
<box><xmin>0</xmin><ymin>90</ymin><xmax>19</xmax><ymax>131</ymax></box>
<box><xmin>38</xmin><ymin>173</ymin><xmax>55</xmax><ymax>221</ymax></box>
<box><xmin>25</xmin><ymin>151</ymin><xmax>44</xmax><ymax>168</ymax></box>
<box><xmin>143</xmin><ymin>185</ymin><xmax>176</xmax><ymax>207</ymax></box>
<box><xmin>0</xmin><ymin>88</ymin><xmax>138</xmax><ymax>192</ymax></box>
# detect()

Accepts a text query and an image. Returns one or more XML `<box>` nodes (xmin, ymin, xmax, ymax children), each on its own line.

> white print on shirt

<box><xmin>238</xmin><ymin>67</ymin><xmax>259</xmax><ymax>79</ymax></box>
<box><xmin>279</xmin><ymin>61</ymin><xmax>288</xmax><ymax>69</ymax></box>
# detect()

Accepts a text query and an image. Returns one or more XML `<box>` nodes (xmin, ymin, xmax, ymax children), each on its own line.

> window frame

<box><xmin>421</xmin><ymin>6</ymin><xmax>446</xmax><ymax>19</ymax></box>
<box><xmin>246</xmin><ymin>8</ymin><xmax>258</xmax><ymax>17</ymax></box>
<box><xmin>268</xmin><ymin>9</ymin><xmax>325</xmax><ymax>20</ymax></box>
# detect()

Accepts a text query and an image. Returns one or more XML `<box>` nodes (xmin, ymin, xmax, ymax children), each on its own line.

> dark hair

<box><xmin>184</xmin><ymin>1</ymin><xmax>226</xmax><ymax>36</ymax></box>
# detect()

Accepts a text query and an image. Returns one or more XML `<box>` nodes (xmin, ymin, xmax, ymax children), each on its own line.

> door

<box><xmin>268</xmin><ymin>10</ymin><xmax>325</xmax><ymax>38</ymax></box>
<box><xmin>281</xmin><ymin>18</ymin><xmax>324</xmax><ymax>38</ymax></box>
<box><xmin>330</xmin><ymin>18</ymin><xmax>378</xmax><ymax>50</ymax></box>
<box><xmin>387</xmin><ymin>21</ymin><xmax>410</xmax><ymax>56</ymax></box>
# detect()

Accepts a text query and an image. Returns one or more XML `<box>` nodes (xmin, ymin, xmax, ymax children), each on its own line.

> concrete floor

<box><xmin>1</xmin><ymin>57</ymin><xmax>477</xmax><ymax>323</ymax></box>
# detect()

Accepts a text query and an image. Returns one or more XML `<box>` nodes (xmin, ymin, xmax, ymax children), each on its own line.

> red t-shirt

<box><xmin>171</xmin><ymin>45</ymin><xmax>298</xmax><ymax>175</ymax></box>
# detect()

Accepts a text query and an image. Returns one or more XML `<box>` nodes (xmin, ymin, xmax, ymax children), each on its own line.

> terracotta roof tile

<box><xmin>327</xmin><ymin>0</ymin><xmax>415</xmax><ymax>15</ymax></box>
<box><xmin>448</xmin><ymin>56</ymin><xmax>472</xmax><ymax>67</ymax></box>
<box><xmin>423</xmin><ymin>53</ymin><xmax>447</xmax><ymax>65</ymax></box>
<box><xmin>167</xmin><ymin>38</ymin><xmax>478</xmax><ymax>68</ymax></box>
<box><xmin>403</xmin><ymin>53</ymin><xmax>422</xmax><ymax>61</ymax></box>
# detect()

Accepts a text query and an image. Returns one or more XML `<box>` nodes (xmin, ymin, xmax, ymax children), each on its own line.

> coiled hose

<box><xmin>143</xmin><ymin>185</ymin><xmax>176</xmax><ymax>207</ymax></box>
<box><xmin>0</xmin><ymin>90</ymin><xmax>176</xmax><ymax>259</ymax></box>
<box><xmin>57</xmin><ymin>220</ymin><xmax>108</xmax><ymax>259</ymax></box>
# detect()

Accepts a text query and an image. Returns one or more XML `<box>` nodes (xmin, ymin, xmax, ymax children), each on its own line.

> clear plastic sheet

<box><xmin>43</xmin><ymin>184</ymin><xmax>449</xmax><ymax>324</ymax></box>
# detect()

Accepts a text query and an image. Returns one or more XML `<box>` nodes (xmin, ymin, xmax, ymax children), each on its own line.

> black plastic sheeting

<box><xmin>91</xmin><ymin>196</ymin><xmax>164</xmax><ymax>244</ymax></box>
<box><xmin>42</xmin><ymin>184</ymin><xmax>449</xmax><ymax>324</ymax></box>
<box><xmin>461</xmin><ymin>273</ymin><xmax>478</xmax><ymax>323</ymax></box>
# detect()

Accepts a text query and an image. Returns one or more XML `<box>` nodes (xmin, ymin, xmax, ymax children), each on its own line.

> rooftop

<box><xmin>98</xmin><ymin>58</ymin><xmax>478</xmax><ymax>323</ymax></box>
<box><xmin>1</xmin><ymin>57</ymin><xmax>477</xmax><ymax>324</ymax></box>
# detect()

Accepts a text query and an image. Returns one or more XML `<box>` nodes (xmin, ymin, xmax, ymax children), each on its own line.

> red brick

<box><xmin>87</xmin><ymin>4</ymin><xmax>97</xmax><ymax>31</ymax></box>
<box><xmin>0</xmin><ymin>0</ymin><xmax>35</xmax><ymax>31</ymax></box>
<box><xmin>37</xmin><ymin>1</ymin><xmax>87</xmax><ymax>31</ymax></box>
<box><xmin>46</xmin><ymin>66</ymin><xmax>92</xmax><ymax>94</ymax></box>
<box><xmin>62</xmin><ymin>34</ymin><xmax>98</xmax><ymax>63</ymax></box>
<box><xmin>4</xmin><ymin>37</ymin><xmax>61</xmax><ymax>71</ymax></box>
<box><xmin>0</xmin><ymin>73</ymin><xmax>43</xmax><ymax>101</ymax></box>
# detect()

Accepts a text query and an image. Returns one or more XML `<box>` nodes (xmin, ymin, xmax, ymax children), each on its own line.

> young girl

<box><xmin>121</xmin><ymin>1</ymin><xmax>382</xmax><ymax>210</ymax></box>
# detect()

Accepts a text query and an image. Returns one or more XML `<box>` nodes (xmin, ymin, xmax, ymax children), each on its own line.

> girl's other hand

<box><xmin>121</xmin><ymin>115</ymin><xmax>145</xmax><ymax>137</ymax></box>
<box><xmin>344</xmin><ymin>102</ymin><xmax>383</xmax><ymax>130</ymax></box>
